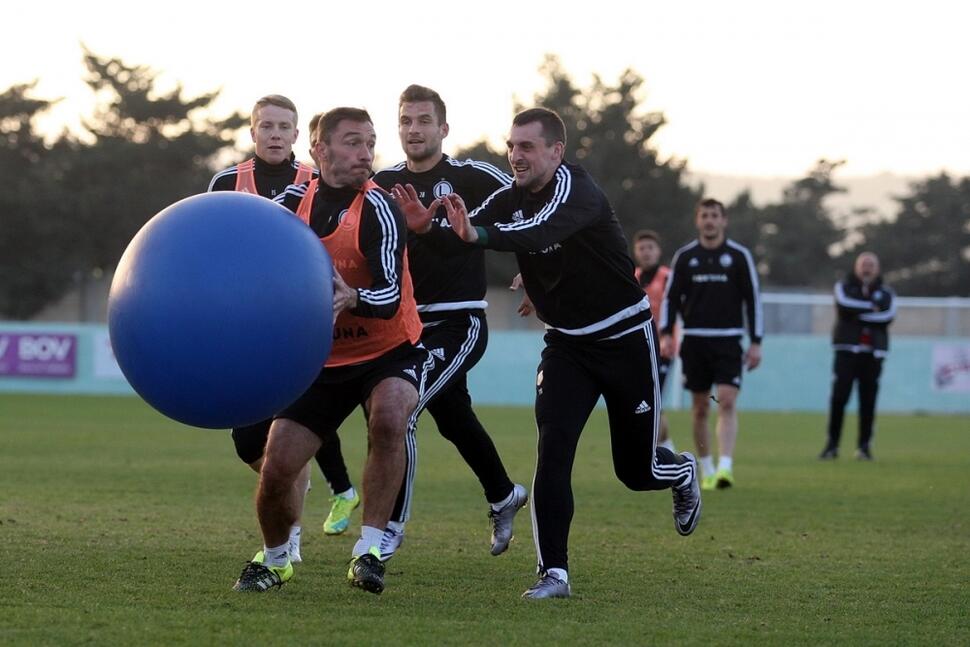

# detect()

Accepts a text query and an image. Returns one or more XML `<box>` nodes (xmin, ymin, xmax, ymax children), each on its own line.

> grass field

<box><xmin>2</xmin><ymin>394</ymin><xmax>968</xmax><ymax>645</ymax></box>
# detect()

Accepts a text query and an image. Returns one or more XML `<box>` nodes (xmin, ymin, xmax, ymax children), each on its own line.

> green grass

<box><xmin>1</xmin><ymin>394</ymin><xmax>968</xmax><ymax>645</ymax></box>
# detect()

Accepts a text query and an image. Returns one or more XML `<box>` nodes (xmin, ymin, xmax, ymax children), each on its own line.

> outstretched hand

<box><xmin>390</xmin><ymin>183</ymin><xmax>439</xmax><ymax>234</ymax></box>
<box><xmin>441</xmin><ymin>193</ymin><xmax>478</xmax><ymax>243</ymax></box>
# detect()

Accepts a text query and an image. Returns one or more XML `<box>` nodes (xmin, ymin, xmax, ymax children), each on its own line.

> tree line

<box><xmin>2</xmin><ymin>51</ymin><xmax>967</xmax><ymax>319</ymax></box>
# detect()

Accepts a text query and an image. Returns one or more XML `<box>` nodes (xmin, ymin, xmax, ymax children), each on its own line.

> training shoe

<box><xmin>348</xmin><ymin>546</ymin><xmax>385</xmax><ymax>594</ymax></box>
<box><xmin>378</xmin><ymin>526</ymin><xmax>405</xmax><ymax>563</ymax></box>
<box><xmin>715</xmin><ymin>468</ymin><xmax>734</xmax><ymax>489</ymax></box>
<box><xmin>855</xmin><ymin>447</ymin><xmax>873</xmax><ymax>461</ymax></box>
<box><xmin>324</xmin><ymin>491</ymin><xmax>361</xmax><ymax>535</ymax></box>
<box><xmin>672</xmin><ymin>452</ymin><xmax>702</xmax><ymax>536</ymax></box>
<box><xmin>819</xmin><ymin>446</ymin><xmax>839</xmax><ymax>460</ymax></box>
<box><xmin>701</xmin><ymin>474</ymin><xmax>718</xmax><ymax>491</ymax></box>
<box><xmin>489</xmin><ymin>483</ymin><xmax>529</xmax><ymax>556</ymax></box>
<box><xmin>233</xmin><ymin>552</ymin><xmax>293</xmax><ymax>592</ymax></box>
<box><xmin>522</xmin><ymin>573</ymin><xmax>571</xmax><ymax>599</ymax></box>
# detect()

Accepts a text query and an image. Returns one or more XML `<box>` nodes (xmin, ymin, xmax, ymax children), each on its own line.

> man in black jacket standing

<box><xmin>403</xmin><ymin>108</ymin><xmax>701</xmax><ymax>600</ymax></box>
<box><xmin>820</xmin><ymin>252</ymin><xmax>896</xmax><ymax>460</ymax></box>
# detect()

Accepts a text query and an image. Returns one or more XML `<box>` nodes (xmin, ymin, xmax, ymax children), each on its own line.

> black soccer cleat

<box><xmin>347</xmin><ymin>548</ymin><xmax>385</xmax><ymax>594</ymax></box>
<box><xmin>233</xmin><ymin>557</ymin><xmax>292</xmax><ymax>592</ymax></box>
<box><xmin>819</xmin><ymin>446</ymin><xmax>839</xmax><ymax>460</ymax></box>
<box><xmin>489</xmin><ymin>483</ymin><xmax>528</xmax><ymax>556</ymax></box>
<box><xmin>672</xmin><ymin>452</ymin><xmax>702</xmax><ymax>536</ymax></box>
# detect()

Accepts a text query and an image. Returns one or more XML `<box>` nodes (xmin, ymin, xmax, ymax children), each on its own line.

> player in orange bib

<box><xmin>233</xmin><ymin>108</ymin><xmax>428</xmax><ymax>596</ymax></box>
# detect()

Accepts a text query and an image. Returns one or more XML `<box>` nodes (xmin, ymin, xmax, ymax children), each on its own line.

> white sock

<box><xmin>336</xmin><ymin>486</ymin><xmax>356</xmax><ymax>500</ymax></box>
<box><xmin>718</xmin><ymin>456</ymin><xmax>733</xmax><ymax>473</ymax></box>
<box><xmin>490</xmin><ymin>488</ymin><xmax>515</xmax><ymax>512</ymax></box>
<box><xmin>263</xmin><ymin>542</ymin><xmax>290</xmax><ymax>567</ymax></box>
<box><xmin>700</xmin><ymin>455</ymin><xmax>716</xmax><ymax>477</ymax></box>
<box><xmin>386</xmin><ymin>520</ymin><xmax>405</xmax><ymax>534</ymax></box>
<box><xmin>289</xmin><ymin>525</ymin><xmax>302</xmax><ymax>549</ymax></box>
<box><xmin>659</xmin><ymin>438</ymin><xmax>676</xmax><ymax>453</ymax></box>
<box><xmin>352</xmin><ymin>525</ymin><xmax>384</xmax><ymax>557</ymax></box>
<box><xmin>547</xmin><ymin>568</ymin><xmax>568</xmax><ymax>583</ymax></box>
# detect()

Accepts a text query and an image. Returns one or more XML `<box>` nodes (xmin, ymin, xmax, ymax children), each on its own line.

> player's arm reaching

<box><xmin>441</xmin><ymin>175</ymin><xmax>599</xmax><ymax>252</ymax></box>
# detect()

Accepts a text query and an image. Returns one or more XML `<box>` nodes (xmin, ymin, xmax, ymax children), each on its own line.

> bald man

<box><xmin>820</xmin><ymin>252</ymin><xmax>896</xmax><ymax>460</ymax></box>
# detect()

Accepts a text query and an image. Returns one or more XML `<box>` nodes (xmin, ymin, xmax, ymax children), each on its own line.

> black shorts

<box><xmin>276</xmin><ymin>342</ymin><xmax>431</xmax><ymax>439</ymax></box>
<box><xmin>418</xmin><ymin>310</ymin><xmax>488</xmax><ymax>405</ymax></box>
<box><xmin>679</xmin><ymin>335</ymin><xmax>743</xmax><ymax>392</ymax></box>
<box><xmin>231</xmin><ymin>420</ymin><xmax>272</xmax><ymax>465</ymax></box>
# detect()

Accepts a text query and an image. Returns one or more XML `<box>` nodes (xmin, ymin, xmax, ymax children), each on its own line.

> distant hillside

<box><xmin>686</xmin><ymin>171</ymin><xmax>916</xmax><ymax>218</ymax></box>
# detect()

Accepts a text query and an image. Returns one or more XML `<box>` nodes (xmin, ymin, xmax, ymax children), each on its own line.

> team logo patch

<box><xmin>719</xmin><ymin>253</ymin><xmax>733</xmax><ymax>268</ymax></box>
<box><xmin>430</xmin><ymin>347</ymin><xmax>446</xmax><ymax>361</ymax></box>
<box><xmin>688</xmin><ymin>257</ymin><xmax>700</xmax><ymax>268</ymax></box>
<box><xmin>634</xmin><ymin>400</ymin><xmax>651</xmax><ymax>414</ymax></box>
<box><xmin>512</xmin><ymin>209</ymin><xmax>525</xmax><ymax>222</ymax></box>
<box><xmin>433</xmin><ymin>180</ymin><xmax>454</xmax><ymax>198</ymax></box>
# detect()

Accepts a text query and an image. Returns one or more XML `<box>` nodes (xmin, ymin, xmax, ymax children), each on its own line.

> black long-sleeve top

<box><xmin>832</xmin><ymin>273</ymin><xmax>896</xmax><ymax>355</ymax></box>
<box><xmin>660</xmin><ymin>238</ymin><xmax>763</xmax><ymax>343</ymax></box>
<box><xmin>373</xmin><ymin>155</ymin><xmax>510</xmax><ymax>320</ymax></box>
<box><xmin>466</xmin><ymin>161</ymin><xmax>650</xmax><ymax>340</ymax></box>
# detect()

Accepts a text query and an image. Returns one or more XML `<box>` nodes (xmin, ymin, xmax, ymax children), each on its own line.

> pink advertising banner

<box><xmin>0</xmin><ymin>333</ymin><xmax>77</xmax><ymax>378</ymax></box>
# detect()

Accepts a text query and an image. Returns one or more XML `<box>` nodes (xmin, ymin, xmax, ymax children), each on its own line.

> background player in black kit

<box><xmin>659</xmin><ymin>199</ymin><xmax>763</xmax><ymax>491</ymax></box>
<box><xmin>406</xmin><ymin>108</ymin><xmax>701</xmax><ymax>600</ymax></box>
<box><xmin>374</xmin><ymin>85</ymin><xmax>526</xmax><ymax>560</ymax></box>
<box><xmin>820</xmin><ymin>251</ymin><xmax>896</xmax><ymax>461</ymax></box>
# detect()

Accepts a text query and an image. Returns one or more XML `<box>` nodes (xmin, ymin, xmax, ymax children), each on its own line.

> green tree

<box><xmin>0</xmin><ymin>82</ymin><xmax>80</xmax><ymax>318</ymax></box>
<box><xmin>0</xmin><ymin>51</ymin><xmax>247</xmax><ymax>320</ymax></box>
<box><xmin>67</xmin><ymin>48</ymin><xmax>247</xmax><ymax>273</ymax></box>
<box><xmin>455</xmin><ymin>55</ymin><xmax>700</xmax><ymax>283</ymax></box>
<box><xmin>758</xmin><ymin>159</ymin><xmax>845</xmax><ymax>288</ymax></box>
<box><xmin>857</xmin><ymin>173</ymin><xmax>970</xmax><ymax>296</ymax></box>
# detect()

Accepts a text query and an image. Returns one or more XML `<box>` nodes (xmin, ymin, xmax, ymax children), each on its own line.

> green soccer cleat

<box><xmin>715</xmin><ymin>468</ymin><xmax>734</xmax><ymax>489</ymax></box>
<box><xmin>324</xmin><ymin>491</ymin><xmax>361</xmax><ymax>535</ymax></box>
<box><xmin>233</xmin><ymin>551</ymin><xmax>293</xmax><ymax>592</ymax></box>
<box><xmin>347</xmin><ymin>546</ymin><xmax>385</xmax><ymax>594</ymax></box>
<box><xmin>701</xmin><ymin>474</ymin><xmax>718</xmax><ymax>491</ymax></box>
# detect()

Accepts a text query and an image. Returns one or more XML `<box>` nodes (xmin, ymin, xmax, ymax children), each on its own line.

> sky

<box><xmin>5</xmin><ymin>0</ymin><xmax>968</xmax><ymax>178</ymax></box>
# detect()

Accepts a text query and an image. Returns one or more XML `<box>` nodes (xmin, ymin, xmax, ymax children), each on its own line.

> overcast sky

<box><xmin>6</xmin><ymin>0</ymin><xmax>967</xmax><ymax>177</ymax></box>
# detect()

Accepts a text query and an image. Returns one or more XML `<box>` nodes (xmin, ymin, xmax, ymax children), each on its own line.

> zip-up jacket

<box><xmin>832</xmin><ymin>273</ymin><xmax>896</xmax><ymax>356</ymax></box>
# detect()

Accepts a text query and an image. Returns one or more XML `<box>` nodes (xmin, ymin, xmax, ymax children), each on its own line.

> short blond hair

<box><xmin>251</xmin><ymin>94</ymin><xmax>298</xmax><ymax>128</ymax></box>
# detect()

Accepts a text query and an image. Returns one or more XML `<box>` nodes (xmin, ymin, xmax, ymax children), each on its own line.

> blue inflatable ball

<box><xmin>108</xmin><ymin>192</ymin><xmax>332</xmax><ymax>429</ymax></box>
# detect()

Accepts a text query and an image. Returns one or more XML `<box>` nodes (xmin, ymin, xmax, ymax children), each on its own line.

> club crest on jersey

<box><xmin>719</xmin><ymin>253</ymin><xmax>733</xmax><ymax>268</ymax></box>
<box><xmin>433</xmin><ymin>180</ymin><xmax>454</xmax><ymax>198</ymax></box>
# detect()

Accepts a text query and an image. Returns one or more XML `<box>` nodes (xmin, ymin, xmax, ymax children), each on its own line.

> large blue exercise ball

<box><xmin>108</xmin><ymin>191</ymin><xmax>332</xmax><ymax>429</ymax></box>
